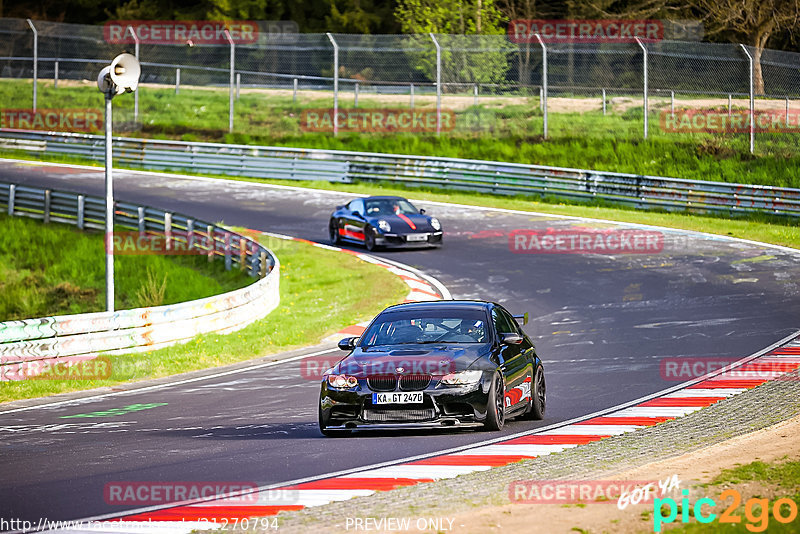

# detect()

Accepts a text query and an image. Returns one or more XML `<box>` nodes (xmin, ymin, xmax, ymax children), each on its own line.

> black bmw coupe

<box><xmin>318</xmin><ymin>300</ymin><xmax>546</xmax><ymax>435</ymax></box>
<box><xmin>329</xmin><ymin>195</ymin><xmax>443</xmax><ymax>250</ymax></box>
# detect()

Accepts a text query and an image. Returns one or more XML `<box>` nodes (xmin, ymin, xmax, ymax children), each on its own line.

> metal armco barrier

<box><xmin>0</xmin><ymin>180</ymin><xmax>280</xmax><ymax>381</ymax></box>
<box><xmin>1</xmin><ymin>129</ymin><xmax>798</xmax><ymax>218</ymax></box>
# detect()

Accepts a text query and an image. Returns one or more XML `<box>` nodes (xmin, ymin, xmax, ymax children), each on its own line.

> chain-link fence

<box><xmin>2</xmin><ymin>17</ymin><xmax>800</xmax><ymax>157</ymax></box>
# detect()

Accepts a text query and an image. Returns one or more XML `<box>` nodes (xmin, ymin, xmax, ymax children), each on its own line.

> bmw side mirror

<box><xmin>500</xmin><ymin>333</ymin><xmax>523</xmax><ymax>345</ymax></box>
<box><xmin>419</xmin><ymin>208</ymin><xmax>426</xmax><ymax>214</ymax></box>
<box><xmin>338</xmin><ymin>337</ymin><xmax>358</xmax><ymax>350</ymax></box>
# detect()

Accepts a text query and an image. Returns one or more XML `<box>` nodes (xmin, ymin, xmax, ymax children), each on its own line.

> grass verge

<box><xmin>0</xmin><ymin>233</ymin><xmax>408</xmax><ymax>403</ymax></box>
<box><xmin>0</xmin><ymin>214</ymin><xmax>251</xmax><ymax>320</ymax></box>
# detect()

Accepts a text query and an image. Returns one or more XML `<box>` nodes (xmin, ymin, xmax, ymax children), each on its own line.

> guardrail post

<box><xmin>740</xmin><ymin>44</ymin><xmax>755</xmax><ymax>154</ymax></box>
<box><xmin>186</xmin><ymin>218</ymin><xmax>194</xmax><ymax>249</ymax></box>
<box><xmin>534</xmin><ymin>33</ymin><xmax>547</xmax><ymax>139</ymax></box>
<box><xmin>236</xmin><ymin>72</ymin><xmax>241</xmax><ymax>100</ymax></box>
<box><xmin>207</xmin><ymin>225</ymin><xmax>215</xmax><ymax>262</ymax></box>
<box><xmin>43</xmin><ymin>189</ymin><xmax>51</xmax><ymax>223</ymax></box>
<box><xmin>326</xmin><ymin>33</ymin><xmax>339</xmax><ymax>136</ymax></box>
<box><xmin>259</xmin><ymin>250</ymin><xmax>267</xmax><ymax>277</ymax></box>
<box><xmin>293</xmin><ymin>78</ymin><xmax>298</xmax><ymax>103</ymax></box>
<box><xmin>175</xmin><ymin>68</ymin><xmax>180</xmax><ymax>95</ymax></box>
<box><xmin>54</xmin><ymin>60</ymin><xmax>58</xmax><ymax>88</ymax></box>
<box><xmin>474</xmin><ymin>83</ymin><xmax>478</xmax><ymax>107</ymax></box>
<box><xmin>728</xmin><ymin>94</ymin><xmax>732</xmax><ymax>117</ymax></box>
<box><xmin>239</xmin><ymin>237</ymin><xmax>247</xmax><ymax>270</ymax></box>
<box><xmin>354</xmin><ymin>82</ymin><xmax>359</xmax><ymax>108</ymax></box>
<box><xmin>224</xmin><ymin>29</ymin><xmax>235</xmax><ymax>133</ymax></box>
<box><xmin>26</xmin><ymin>19</ymin><xmax>38</xmax><ymax>112</ymax></box>
<box><xmin>670</xmin><ymin>90</ymin><xmax>675</xmax><ymax>117</ymax></box>
<box><xmin>164</xmin><ymin>212</ymin><xmax>172</xmax><ymax>251</ymax></box>
<box><xmin>77</xmin><ymin>195</ymin><xmax>85</xmax><ymax>229</ymax></box>
<box><xmin>635</xmin><ymin>37</ymin><xmax>648</xmax><ymax>140</ymax></box>
<box><xmin>430</xmin><ymin>33</ymin><xmax>442</xmax><ymax>135</ymax></box>
<box><xmin>137</xmin><ymin>206</ymin><xmax>145</xmax><ymax>235</ymax></box>
<box><xmin>224</xmin><ymin>232</ymin><xmax>232</xmax><ymax>270</ymax></box>
<box><xmin>8</xmin><ymin>184</ymin><xmax>15</xmax><ymax>216</ymax></box>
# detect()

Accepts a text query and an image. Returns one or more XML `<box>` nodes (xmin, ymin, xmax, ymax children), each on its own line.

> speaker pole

<box><xmin>104</xmin><ymin>87</ymin><xmax>115</xmax><ymax>313</ymax></box>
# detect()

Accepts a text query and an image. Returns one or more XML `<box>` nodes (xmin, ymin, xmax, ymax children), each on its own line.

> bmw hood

<box><xmin>332</xmin><ymin>345</ymin><xmax>489</xmax><ymax>377</ymax></box>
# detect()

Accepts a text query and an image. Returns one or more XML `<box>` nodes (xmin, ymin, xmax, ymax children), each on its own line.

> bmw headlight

<box><xmin>327</xmin><ymin>374</ymin><xmax>359</xmax><ymax>389</ymax></box>
<box><xmin>378</xmin><ymin>219</ymin><xmax>391</xmax><ymax>232</ymax></box>
<box><xmin>430</xmin><ymin>217</ymin><xmax>441</xmax><ymax>231</ymax></box>
<box><xmin>441</xmin><ymin>370</ymin><xmax>483</xmax><ymax>386</ymax></box>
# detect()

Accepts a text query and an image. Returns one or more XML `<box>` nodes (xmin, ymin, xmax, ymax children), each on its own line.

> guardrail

<box><xmin>0</xmin><ymin>180</ymin><xmax>280</xmax><ymax>381</ymax></box>
<box><xmin>1</xmin><ymin>129</ymin><xmax>799</xmax><ymax>218</ymax></box>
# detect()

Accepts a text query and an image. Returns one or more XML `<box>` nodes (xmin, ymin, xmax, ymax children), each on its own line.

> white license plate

<box><xmin>372</xmin><ymin>392</ymin><xmax>424</xmax><ymax>404</ymax></box>
<box><xmin>406</xmin><ymin>234</ymin><xmax>428</xmax><ymax>242</ymax></box>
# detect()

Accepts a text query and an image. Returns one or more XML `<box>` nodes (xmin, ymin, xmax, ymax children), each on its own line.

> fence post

<box><xmin>602</xmin><ymin>88</ymin><xmax>606</xmax><ymax>115</ymax></box>
<box><xmin>410</xmin><ymin>83</ymin><xmax>414</xmax><ymax>108</ymax></box>
<box><xmin>740</xmin><ymin>44</ymin><xmax>754</xmax><ymax>154</ymax></box>
<box><xmin>293</xmin><ymin>78</ymin><xmax>298</xmax><ymax>103</ymax></box>
<box><xmin>175</xmin><ymin>68</ymin><xmax>180</xmax><ymax>94</ymax></box>
<box><xmin>26</xmin><ymin>19</ymin><xmax>37</xmax><ymax>112</ymax></box>
<box><xmin>354</xmin><ymin>82</ymin><xmax>359</xmax><ymax>108</ymax></box>
<box><xmin>126</xmin><ymin>26</ymin><xmax>140</xmax><ymax>126</ymax></box>
<box><xmin>430</xmin><ymin>33</ymin><xmax>442</xmax><ymax>135</ymax></box>
<box><xmin>728</xmin><ymin>94</ymin><xmax>732</xmax><ymax>117</ymax></box>
<box><xmin>670</xmin><ymin>90</ymin><xmax>675</xmax><ymax>117</ymax></box>
<box><xmin>77</xmin><ymin>195</ymin><xmax>85</xmax><ymax>230</ymax></box>
<box><xmin>786</xmin><ymin>97</ymin><xmax>789</xmax><ymax>125</ymax></box>
<box><xmin>327</xmin><ymin>33</ymin><xmax>339</xmax><ymax>135</ymax></box>
<box><xmin>474</xmin><ymin>83</ymin><xmax>478</xmax><ymax>106</ymax></box>
<box><xmin>236</xmin><ymin>72</ymin><xmax>241</xmax><ymax>99</ymax></box>
<box><xmin>534</xmin><ymin>33</ymin><xmax>547</xmax><ymax>139</ymax></box>
<box><xmin>54</xmin><ymin>61</ymin><xmax>58</xmax><ymax>88</ymax></box>
<box><xmin>224</xmin><ymin>29</ymin><xmax>235</xmax><ymax>133</ymax></box>
<box><xmin>635</xmin><ymin>37</ymin><xmax>648</xmax><ymax>139</ymax></box>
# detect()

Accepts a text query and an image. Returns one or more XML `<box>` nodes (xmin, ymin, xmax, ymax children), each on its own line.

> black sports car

<box><xmin>329</xmin><ymin>195</ymin><xmax>443</xmax><ymax>250</ymax></box>
<box><xmin>318</xmin><ymin>300</ymin><xmax>545</xmax><ymax>435</ymax></box>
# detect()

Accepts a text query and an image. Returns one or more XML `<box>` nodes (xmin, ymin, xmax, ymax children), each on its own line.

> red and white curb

<box><xmin>49</xmin><ymin>332</ymin><xmax>800</xmax><ymax>534</ymax></box>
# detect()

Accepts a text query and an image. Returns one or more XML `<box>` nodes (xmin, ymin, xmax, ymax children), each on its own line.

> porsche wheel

<box><xmin>364</xmin><ymin>226</ymin><xmax>377</xmax><ymax>251</ymax></box>
<box><xmin>329</xmin><ymin>220</ymin><xmax>341</xmax><ymax>245</ymax></box>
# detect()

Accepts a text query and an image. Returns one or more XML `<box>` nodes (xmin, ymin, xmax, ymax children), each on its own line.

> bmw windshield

<box><xmin>360</xmin><ymin>310</ymin><xmax>489</xmax><ymax>347</ymax></box>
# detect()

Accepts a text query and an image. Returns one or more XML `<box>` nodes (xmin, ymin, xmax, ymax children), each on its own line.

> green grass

<box><xmin>0</xmin><ymin>233</ymin><xmax>408</xmax><ymax>402</ymax></box>
<box><xmin>0</xmin><ymin>214</ymin><xmax>250</xmax><ymax>320</ymax></box>
<box><xmin>655</xmin><ymin>458</ymin><xmax>800</xmax><ymax>533</ymax></box>
<box><xmin>2</xmin><ymin>79</ymin><xmax>799</xmax><ymax>188</ymax></box>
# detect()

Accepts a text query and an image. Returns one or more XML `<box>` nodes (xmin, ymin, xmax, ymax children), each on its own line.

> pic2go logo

<box><xmin>653</xmin><ymin>489</ymin><xmax>799</xmax><ymax>532</ymax></box>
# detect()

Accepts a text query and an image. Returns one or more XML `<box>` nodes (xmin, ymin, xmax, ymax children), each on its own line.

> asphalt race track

<box><xmin>2</xmin><ymin>160</ymin><xmax>800</xmax><ymax>523</ymax></box>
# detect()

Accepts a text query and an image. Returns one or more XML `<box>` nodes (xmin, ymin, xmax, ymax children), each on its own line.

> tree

<box><xmin>690</xmin><ymin>0</ymin><xmax>800</xmax><ymax>94</ymax></box>
<box><xmin>394</xmin><ymin>0</ymin><xmax>512</xmax><ymax>86</ymax></box>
